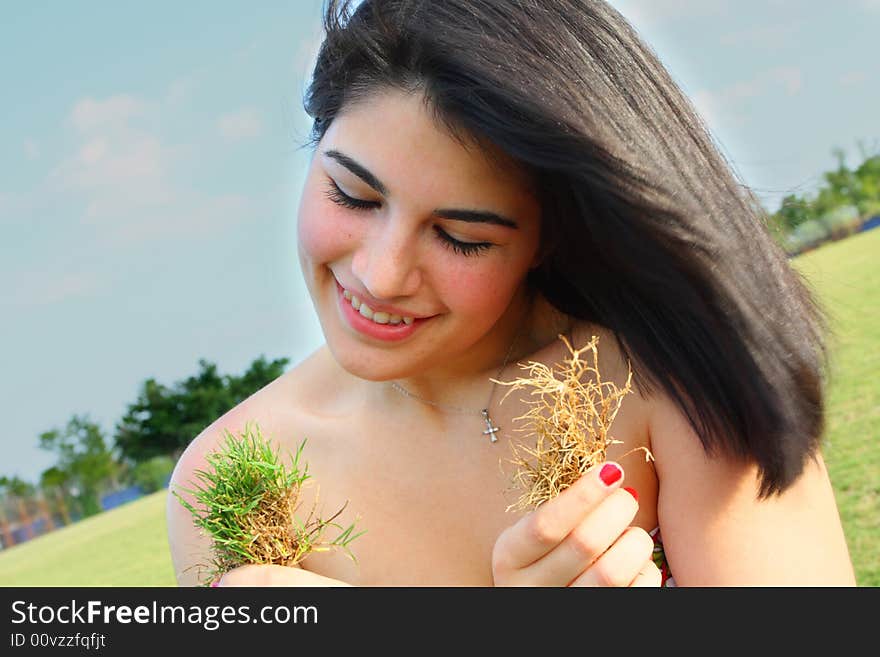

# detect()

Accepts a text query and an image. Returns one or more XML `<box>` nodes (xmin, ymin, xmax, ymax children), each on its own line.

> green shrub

<box><xmin>858</xmin><ymin>199</ymin><xmax>880</xmax><ymax>220</ymax></box>
<box><xmin>130</xmin><ymin>456</ymin><xmax>176</xmax><ymax>494</ymax></box>
<box><xmin>820</xmin><ymin>205</ymin><xmax>861</xmax><ymax>240</ymax></box>
<box><xmin>785</xmin><ymin>218</ymin><xmax>829</xmax><ymax>253</ymax></box>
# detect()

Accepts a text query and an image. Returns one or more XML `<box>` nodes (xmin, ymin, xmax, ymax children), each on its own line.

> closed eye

<box><xmin>434</xmin><ymin>227</ymin><xmax>492</xmax><ymax>257</ymax></box>
<box><xmin>322</xmin><ymin>178</ymin><xmax>493</xmax><ymax>257</ymax></box>
<box><xmin>323</xmin><ymin>178</ymin><xmax>378</xmax><ymax>210</ymax></box>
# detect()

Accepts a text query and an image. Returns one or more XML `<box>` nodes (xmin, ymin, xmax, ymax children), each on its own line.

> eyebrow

<box><xmin>322</xmin><ymin>149</ymin><xmax>520</xmax><ymax>229</ymax></box>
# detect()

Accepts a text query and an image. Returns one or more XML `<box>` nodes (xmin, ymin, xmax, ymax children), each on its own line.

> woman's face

<box><xmin>296</xmin><ymin>89</ymin><xmax>542</xmax><ymax>380</ymax></box>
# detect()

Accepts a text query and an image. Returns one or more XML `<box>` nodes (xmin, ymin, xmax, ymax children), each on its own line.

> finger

<box><xmin>217</xmin><ymin>564</ymin><xmax>352</xmax><ymax>587</ymax></box>
<box><xmin>217</xmin><ymin>564</ymin><xmax>281</xmax><ymax>587</ymax></box>
<box><xmin>518</xmin><ymin>490</ymin><xmax>640</xmax><ymax>586</ymax></box>
<box><xmin>567</xmin><ymin>525</ymin><xmax>654</xmax><ymax>587</ymax></box>
<box><xmin>629</xmin><ymin>560</ymin><xmax>663</xmax><ymax>587</ymax></box>
<box><xmin>217</xmin><ymin>564</ymin><xmax>304</xmax><ymax>587</ymax></box>
<box><xmin>495</xmin><ymin>461</ymin><xmax>626</xmax><ymax>571</ymax></box>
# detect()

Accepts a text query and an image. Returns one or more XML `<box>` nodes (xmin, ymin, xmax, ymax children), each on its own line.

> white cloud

<box><xmin>83</xmin><ymin>136</ymin><xmax>162</xmax><ymax>185</ymax></box>
<box><xmin>55</xmin><ymin>95</ymin><xmax>168</xmax><ymax>220</ymax></box>
<box><xmin>51</xmin><ymin>129</ymin><xmax>172</xmax><ymax>219</ymax></box>
<box><xmin>45</xmin><ymin>92</ymin><xmax>253</xmax><ymax>249</ymax></box>
<box><xmin>693</xmin><ymin>66</ymin><xmax>803</xmax><ymax>128</ymax></box>
<box><xmin>5</xmin><ymin>76</ymin><xmax>268</xmax><ymax>315</ymax></box>
<box><xmin>165</xmin><ymin>78</ymin><xmax>193</xmax><ymax>105</ymax></box>
<box><xmin>69</xmin><ymin>95</ymin><xmax>146</xmax><ymax>134</ymax></box>
<box><xmin>233</xmin><ymin>40</ymin><xmax>260</xmax><ymax>62</ymax></box>
<box><xmin>23</xmin><ymin>139</ymin><xmax>40</xmax><ymax>161</ymax></box>
<box><xmin>692</xmin><ymin>90</ymin><xmax>739</xmax><ymax>131</ymax></box>
<box><xmin>103</xmin><ymin>193</ymin><xmax>253</xmax><ymax>246</ymax></box>
<box><xmin>7</xmin><ymin>269</ymin><xmax>107</xmax><ymax>307</ymax></box>
<box><xmin>78</xmin><ymin>137</ymin><xmax>109</xmax><ymax>166</ymax></box>
<box><xmin>0</xmin><ymin>189</ymin><xmax>41</xmax><ymax>224</ymax></box>
<box><xmin>772</xmin><ymin>67</ymin><xmax>803</xmax><ymax>95</ymax></box>
<box><xmin>720</xmin><ymin>23</ymin><xmax>800</xmax><ymax>49</ymax></box>
<box><xmin>610</xmin><ymin>0</ymin><xmax>729</xmax><ymax>27</ymax></box>
<box><xmin>840</xmin><ymin>70</ymin><xmax>867</xmax><ymax>87</ymax></box>
<box><xmin>217</xmin><ymin>108</ymin><xmax>264</xmax><ymax>141</ymax></box>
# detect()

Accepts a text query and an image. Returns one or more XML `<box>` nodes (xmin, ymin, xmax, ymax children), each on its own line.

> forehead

<box><xmin>320</xmin><ymin>90</ymin><xmax>536</xmax><ymax>201</ymax></box>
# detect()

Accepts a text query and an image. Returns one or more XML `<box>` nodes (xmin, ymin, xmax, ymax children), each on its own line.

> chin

<box><xmin>322</xmin><ymin>333</ymin><xmax>400</xmax><ymax>382</ymax></box>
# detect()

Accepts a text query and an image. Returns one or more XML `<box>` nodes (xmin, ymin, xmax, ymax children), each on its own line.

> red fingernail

<box><xmin>623</xmin><ymin>487</ymin><xmax>639</xmax><ymax>502</ymax></box>
<box><xmin>210</xmin><ymin>580</ymin><xmax>219</xmax><ymax>588</ymax></box>
<box><xmin>599</xmin><ymin>462</ymin><xmax>622</xmax><ymax>486</ymax></box>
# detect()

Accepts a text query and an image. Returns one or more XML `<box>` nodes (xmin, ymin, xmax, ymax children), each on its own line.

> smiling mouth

<box><xmin>340</xmin><ymin>288</ymin><xmax>415</xmax><ymax>325</ymax></box>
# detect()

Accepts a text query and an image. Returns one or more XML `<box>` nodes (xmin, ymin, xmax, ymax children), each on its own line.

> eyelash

<box><xmin>322</xmin><ymin>179</ymin><xmax>493</xmax><ymax>257</ymax></box>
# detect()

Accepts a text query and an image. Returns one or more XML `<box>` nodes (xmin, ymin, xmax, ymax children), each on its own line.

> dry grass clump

<box><xmin>173</xmin><ymin>421</ymin><xmax>363</xmax><ymax>586</ymax></box>
<box><xmin>492</xmin><ymin>333</ymin><xmax>651</xmax><ymax>512</ymax></box>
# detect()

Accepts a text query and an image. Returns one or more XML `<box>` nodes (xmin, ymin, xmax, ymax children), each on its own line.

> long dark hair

<box><xmin>299</xmin><ymin>0</ymin><xmax>832</xmax><ymax>497</ymax></box>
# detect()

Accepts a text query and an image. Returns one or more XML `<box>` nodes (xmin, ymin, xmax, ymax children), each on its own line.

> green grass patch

<box><xmin>0</xmin><ymin>491</ymin><xmax>176</xmax><ymax>586</ymax></box>
<box><xmin>1</xmin><ymin>229</ymin><xmax>877</xmax><ymax>586</ymax></box>
<box><xmin>793</xmin><ymin>228</ymin><xmax>880</xmax><ymax>586</ymax></box>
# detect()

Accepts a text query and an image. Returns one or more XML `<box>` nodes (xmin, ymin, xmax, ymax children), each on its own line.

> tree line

<box><xmin>767</xmin><ymin>145</ymin><xmax>880</xmax><ymax>254</ymax></box>
<box><xmin>0</xmin><ymin>355</ymin><xmax>289</xmax><ymax>544</ymax></box>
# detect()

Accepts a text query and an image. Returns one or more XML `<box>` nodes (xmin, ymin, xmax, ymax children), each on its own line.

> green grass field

<box><xmin>793</xmin><ymin>228</ymin><xmax>879</xmax><ymax>586</ymax></box>
<box><xmin>1</xmin><ymin>228</ymin><xmax>877</xmax><ymax>587</ymax></box>
<box><xmin>0</xmin><ymin>490</ymin><xmax>176</xmax><ymax>586</ymax></box>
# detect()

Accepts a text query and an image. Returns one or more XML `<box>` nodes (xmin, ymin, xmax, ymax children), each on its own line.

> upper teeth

<box><xmin>343</xmin><ymin>289</ymin><xmax>414</xmax><ymax>325</ymax></box>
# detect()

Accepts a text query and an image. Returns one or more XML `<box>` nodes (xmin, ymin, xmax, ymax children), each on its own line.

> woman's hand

<box><xmin>213</xmin><ymin>564</ymin><xmax>352</xmax><ymax>587</ymax></box>
<box><xmin>492</xmin><ymin>462</ymin><xmax>661</xmax><ymax>586</ymax></box>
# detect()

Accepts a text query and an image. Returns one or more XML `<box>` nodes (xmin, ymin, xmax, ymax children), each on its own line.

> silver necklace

<box><xmin>390</xmin><ymin>326</ymin><xmax>523</xmax><ymax>443</ymax></box>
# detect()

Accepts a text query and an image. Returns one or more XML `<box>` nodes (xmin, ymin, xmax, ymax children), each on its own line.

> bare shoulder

<box><xmin>560</xmin><ymin>320</ymin><xmax>653</xmax><ymax>423</ymax></box>
<box><xmin>644</xmin><ymin>364</ymin><xmax>855</xmax><ymax>584</ymax></box>
<box><xmin>170</xmin><ymin>345</ymin><xmax>331</xmax><ymax>474</ymax></box>
<box><xmin>166</xmin><ymin>343</ymin><xmax>340</xmax><ymax>585</ymax></box>
<box><xmin>525</xmin><ymin>321</ymin><xmax>631</xmax><ymax>386</ymax></box>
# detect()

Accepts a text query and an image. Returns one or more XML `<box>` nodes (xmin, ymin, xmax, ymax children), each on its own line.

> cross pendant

<box><xmin>480</xmin><ymin>409</ymin><xmax>499</xmax><ymax>443</ymax></box>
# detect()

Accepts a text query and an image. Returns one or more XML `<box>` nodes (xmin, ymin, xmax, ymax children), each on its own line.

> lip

<box><xmin>336</xmin><ymin>281</ymin><xmax>431</xmax><ymax>342</ymax></box>
<box><xmin>335</xmin><ymin>280</ymin><xmax>426</xmax><ymax>319</ymax></box>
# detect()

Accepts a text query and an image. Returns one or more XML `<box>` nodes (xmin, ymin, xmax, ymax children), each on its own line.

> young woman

<box><xmin>167</xmin><ymin>0</ymin><xmax>856</xmax><ymax>586</ymax></box>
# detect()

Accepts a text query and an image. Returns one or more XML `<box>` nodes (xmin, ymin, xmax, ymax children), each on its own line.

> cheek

<box><xmin>435</xmin><ymin>262</ymin><xmax>521</xmax><ymax>317</ymax></box>
<box><xmin>296</xmin><ymin>185</ymin><xmax>357</xmax><ymax>264</ymax></box>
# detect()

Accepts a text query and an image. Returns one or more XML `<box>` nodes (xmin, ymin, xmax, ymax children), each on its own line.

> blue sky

<box><xmin>2</xmin><ymin>0</ymin><xmax>878</xmax><ymax>483</ymax></box>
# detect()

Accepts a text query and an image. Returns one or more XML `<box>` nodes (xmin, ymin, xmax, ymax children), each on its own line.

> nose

<box><xmin>350</xmin><ymin>215</ymin><xmax>422</xmax><ymax>300</ymax></box>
